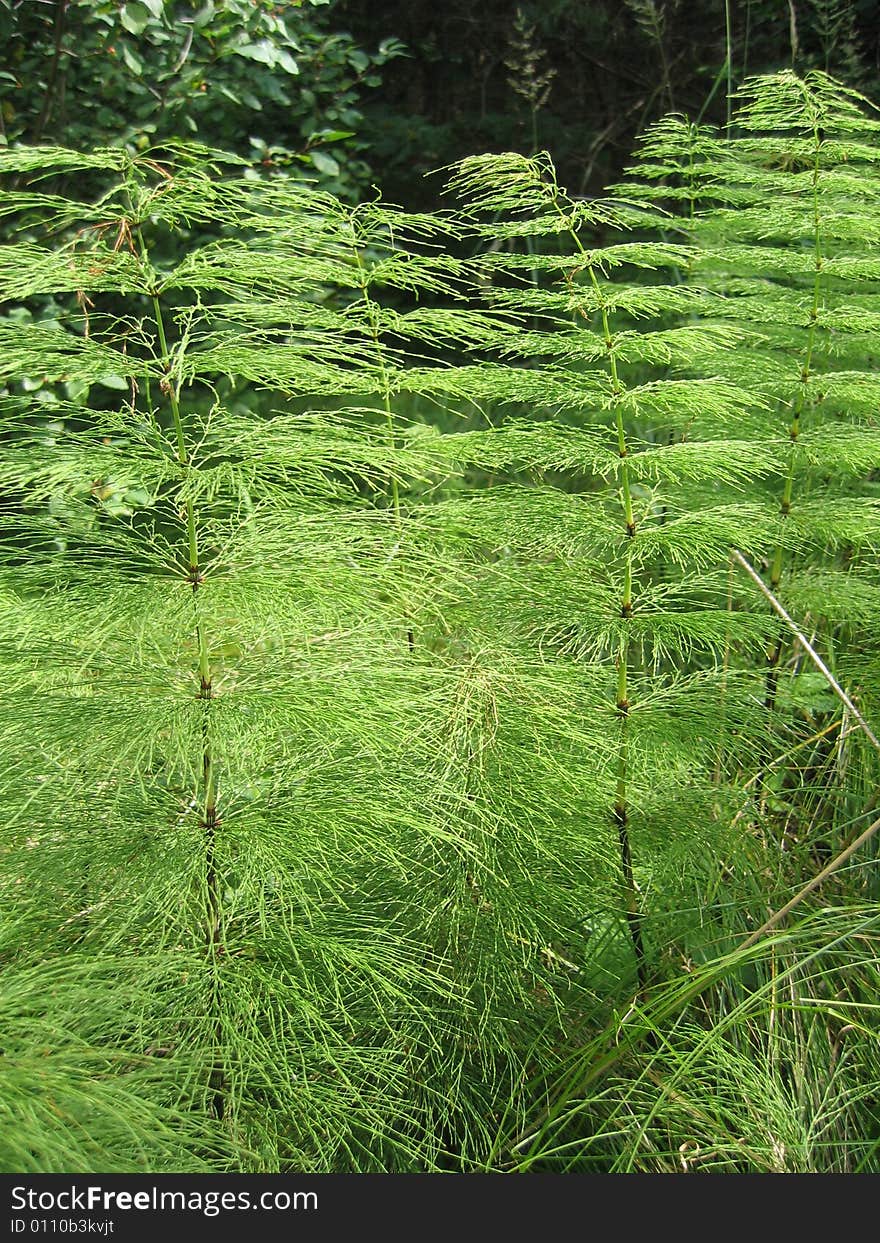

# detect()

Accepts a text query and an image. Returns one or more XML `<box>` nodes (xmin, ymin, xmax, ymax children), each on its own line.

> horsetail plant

<box><xmin>0</xmin><ymin>141</ymin><xmax>649</xmax><ymax>1170</ymax></box>
<box><xmin>0</xmin><ymin>144</ymin><xmax>511</xmax><ymax>1168</ymax></box>
<box><xmin>2</xmin><ymin>68</ymin><xmax>880</xmax><ymax>1175</ymax></box>
<box><xmin>445</xmin><ymin>150</ymin><xmax>768</xmax><ymax>985</ymax></box>
<box><xmin>695</xmin><ymin>73</ymin><xmax>880</xmax><ymax>713</ymax></box>
<box><xmin>622</xmin><ymin>73</ymin><xmax>880</xmax><ymax>730</ymax></box>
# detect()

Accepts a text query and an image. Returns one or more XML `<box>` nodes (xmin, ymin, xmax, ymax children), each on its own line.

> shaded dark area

<box><xmin>2</xmin><ymin>2</ymin><xmax>878</xmax><ymax>207</ymax></box>
<box><xmin>336</xmin><ymin>0</ymin><xmax>880</xmax><ymax>205</ymax></box>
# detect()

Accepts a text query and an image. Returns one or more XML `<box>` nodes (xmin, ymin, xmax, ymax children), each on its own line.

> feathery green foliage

<box><xmin>2</xmin><ymin>68</ymin><xmax>880</xmax><ymax>1174</ymax></box>
<box><xmin>0</xmin><ymin>142</ymin><xmax>627</xmax><ymax>1172</ymax></box>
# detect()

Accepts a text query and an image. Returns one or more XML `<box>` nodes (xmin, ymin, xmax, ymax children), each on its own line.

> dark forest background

<box><xmin>2</xmin><ymin>1</ymin><xmax>878</xmax><ymax>203</ymax></box>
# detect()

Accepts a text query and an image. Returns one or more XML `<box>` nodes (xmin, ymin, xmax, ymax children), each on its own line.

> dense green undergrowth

<box><xmin>1</xmin><ymin>70</ymin><xmax>879</xmax><ymax>1173</ymax></box>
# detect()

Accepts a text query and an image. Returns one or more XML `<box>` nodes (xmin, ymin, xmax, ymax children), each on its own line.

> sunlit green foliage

<box><xmin>1</xmin><ymin>69</ymin><xmax>879</xmax><ymax>1174</ymax></box>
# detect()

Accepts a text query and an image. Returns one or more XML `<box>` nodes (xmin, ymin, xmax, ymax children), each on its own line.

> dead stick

<box><xmin>741</xmin><ymin>811</ymin><xmax>880</xmax><ymax>949</ymax></box>
<box><xmin>732</xmin><ymin>549</ymin><xmax>880</xmax><ymax>753</ymax></box>
<box><xmin>731</xmin><ymin>548</ymin><xmax>880</xmax><ymax>942</ymax></box>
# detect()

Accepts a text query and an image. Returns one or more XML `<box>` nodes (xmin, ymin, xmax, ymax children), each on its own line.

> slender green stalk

<box><xmin>764</xmin><ymin>111</ymin><xmax>824</xmax><ymax>710</ymax></box>
<box><xmin>140</xmin><ymin>226</ymin><xmax>225</xmax><ymax>1119</ymax></box>
<box><xmin>350</xmin><ymin>215</ymin><xmax>414</xmax><ymax>651</ymax></box>
<box><xmin>713</xmin><ymin>551</ymin><xmax>736</xmax><ymax>787</ymax></box>
<box><xmin>554</xmin><ymin>191</ymin><xmax>647</xmax><ymax>987</ymax></box>
<box><xmin>591</xmin><ymin>267</ymin><xmax>646</xmax><ymax>986</ymax></box>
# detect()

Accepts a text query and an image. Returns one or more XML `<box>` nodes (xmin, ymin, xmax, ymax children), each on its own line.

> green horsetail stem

<box><xmin>350</xmin><ymin>216</ymin><xmax>415</xmax><ymax>651</ymax></box>
<box><xmin>140</xmin><ymin>222</ymin><xmax>225</xmax><ymax>1120</ymax></box>
<box><xmin>551</xmin><ymin>187</ymin><xmax>647</xmax><ymax>988</ymax></box>
<box><xmin>765</xmin><ymin>97</ymin><xmax>824</xmax><ymax>711</ymax></box>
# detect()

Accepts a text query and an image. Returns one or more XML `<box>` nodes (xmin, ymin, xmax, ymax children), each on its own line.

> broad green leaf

<box><xmin>121</xmin><ymin>43</ymin><xmax>144</xmax><ymax>76</ymax></box>
<box><xmin>120</xmin><ymin>3</ymin><xmax>152</xmax><ymax>35</ymax></box>
<box><xmin>309</xmin><ymin>129</ymin><xmax>355</xmax><ymax>144</ymax></box>
<box><xmin>235</xmin><ymin>41</ymin><xmax>278</xmax><ymax>67</ymax></box>
<box><xmin>310</xmin><ymin>149</ymin><xmax>340</xmax><ymax>176</ymax></box>
<box><xmin>275</xmin><ymin>48</ymin><xmax>299</xmax><ymax>75</ymax></box>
